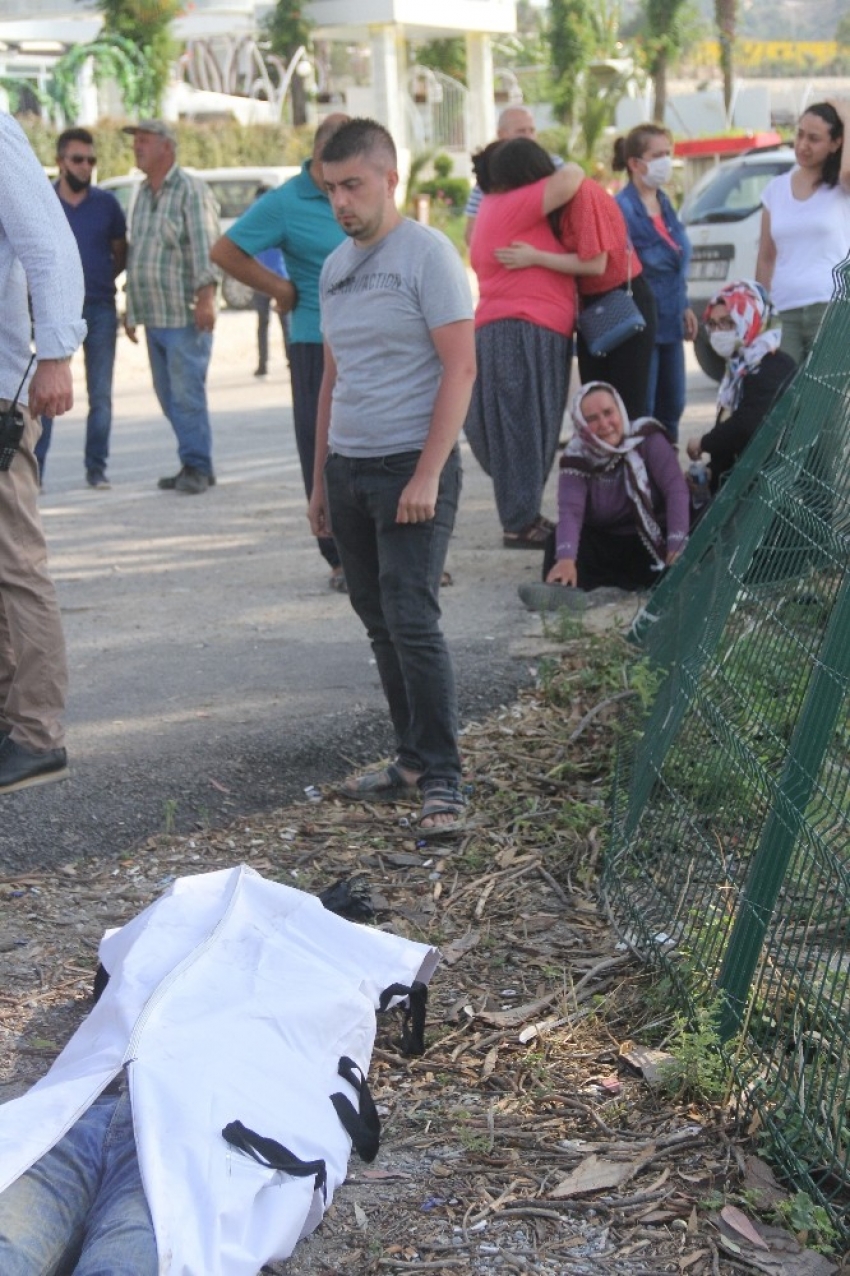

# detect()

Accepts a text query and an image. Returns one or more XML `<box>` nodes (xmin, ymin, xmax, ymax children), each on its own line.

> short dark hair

<box><xmin>488</xmin><ymin>138</ymin><xmax>555</xmax><ymax>192</ymax></box>
<box><xmin>800</xmin><ymin>102</ymin><xmax>843</xmax><ymax>188</ymax></box>
<box><xmin>320</xmin><ymin>117</ymin><xmax>397</xmax><ymax>169</ymax></box>
<box><xmin>57</xmin><ymin>127</ymin><xmax>94</xmax><ymax>157</ymax></box>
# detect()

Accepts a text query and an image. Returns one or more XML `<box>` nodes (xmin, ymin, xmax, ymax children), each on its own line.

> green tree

<box><xmin>98</xmin><ymin>0</ymin><xmax>181</xmax><ymax>113</ymax></box>
<box><xmin>641</xmin><ymin>0</ymin><xmax>695</xmax><ymax>120</ymax></box>
<box><xmin>263</xmin><ymin>0</ymin><xmax>312</xmax><ymax>126</ymax></box>
<box><xmin>411</xmin><ymin>38</ymin><xmax>466</xmax><ymax>83</ymax></box>
<box><xmin>715</xmin><ymin>0</ymin><xmax>736</xmax><ymax>114</ymax></box>
<box><xmin>548</xmin><ymin>0</ymin><xmax>596</xmax><ymax>126</ymax></box>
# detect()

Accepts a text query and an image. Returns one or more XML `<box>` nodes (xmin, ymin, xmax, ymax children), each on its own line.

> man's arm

<box><xmin>0</xmin><ymin>118</ymin><xmax>85</xmax><ymax>359</ymax></box>
<box><xmin>396</xmin><ymin>319</ymin><xmax>477</xmax><ymax>524</ymax></box>
<box><xmin>29</xmin><ymin>360</ymin><xmax>73</xmax><ymax>418</ymax></box>
<box><xmin>111</xmin><ymin>237</ymin><xmax>127</xmax><ymax>277</ymax></box>
<box><xmin>307</xmin><ymin>342</ymin><xmax>337</xmax><ymax>539</ymax></box>
<box><xmin>210</xmin><ymin>236</ymin><xmax>296</xmax><ymax>314</ymax></box>
<box><xmin>185</xmin><ymin>178</ymin><xmax>221</xmax><ymax>328</ymax></box>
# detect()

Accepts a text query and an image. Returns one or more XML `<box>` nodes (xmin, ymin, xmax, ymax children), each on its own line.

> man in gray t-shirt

<box><xmin>309</xmin><ymin>119</ymin><xmax>476</xmax><ymax>835</ymax></box>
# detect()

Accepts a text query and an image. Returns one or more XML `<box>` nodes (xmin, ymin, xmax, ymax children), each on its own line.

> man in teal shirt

<box><xmin>212</xmin><ymin>115</ymin><xmax>348</xmax><ymax>587</ymax></box>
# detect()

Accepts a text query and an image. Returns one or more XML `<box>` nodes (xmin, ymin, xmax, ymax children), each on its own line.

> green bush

<box><xmin>414</xmin><ymin>176</ymin><xmax>470</xmax><ymax>210</ymax></box>
<box><xmin>19</xmin><ymin>115</ymin><xmax>312</xmax><ymax>179</ymax></box>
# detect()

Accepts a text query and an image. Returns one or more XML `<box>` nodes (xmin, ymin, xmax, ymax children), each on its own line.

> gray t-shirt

<box><xmin>320</xmin><ymin>218</ymin><xmax>473</xmax><ymax>457</ymax></box>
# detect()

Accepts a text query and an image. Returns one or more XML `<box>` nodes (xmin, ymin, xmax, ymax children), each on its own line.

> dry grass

<box><xmin>1</xmin><ymin>626</ymin><xmax>842</xmax><ymax>1275</ymax></box>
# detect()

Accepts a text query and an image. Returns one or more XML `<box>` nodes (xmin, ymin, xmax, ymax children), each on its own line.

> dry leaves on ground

<box><xmin>1</xmin><ymin>628</ymin><xmax>844</xmax><ymax>1276</ymax></box>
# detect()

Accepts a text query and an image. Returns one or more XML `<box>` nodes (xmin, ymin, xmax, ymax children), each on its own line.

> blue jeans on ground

<box><xmin>647</xmin><ymin>340</ymin><xmax>686</xmax><ymax>445</ymax></box>
<box><xmin>145</xmin><ymin>325</ymin><xmax>213</xmax><ymax>475</ymax></box>
<box><xmin>324</xmin><ymin>448</ymin><xmax>462</xmax><ymax>787</ymax></box>
<box><xmin>0</xmin><ymin>1091</ymin><xmax>158</xmax><ymax>1275</ymax></box>
<box><xmin>35</xmin><ymin>300</ymin><xmax>118</xmax><ymax>482</ymax></box>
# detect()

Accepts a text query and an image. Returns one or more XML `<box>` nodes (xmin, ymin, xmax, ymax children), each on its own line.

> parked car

<box><xmin>681</xmin><ymin>146</ymin><xmax>795</xmax><ymax>379</ymax></box>
<box><xmin>101</xmin><ymin>164</ymin><xmax>301</xmax><ymax>311</ymax></box>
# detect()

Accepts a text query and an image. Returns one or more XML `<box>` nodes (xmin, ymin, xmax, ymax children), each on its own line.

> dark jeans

<box><xmin>36</xmin><ymin>299</ymin><xmax>118</xmax><ymax>481</ymax></box>
<box><xmin>324</xmin><ymin>448</ymin><xmax>462</xmax><ymax>786</ymax></box>
<box><xmin>254</xmin><ymin>292</ymin><xmax>291</xmax><ymax>371</ymax></box>
<box><xmin>290</xmin><ymin>343</ymin><xmax>340</xmax><ymax>569</ymax></box>
<box><xmin>647</xmin><ymin>339</ymin><xmax>686</xmax><ymax>445</ymax></box>
<box><xmin>577</xmin><ymin>274</ymin><xmax>657</xmax><ymax>422</ymax></box>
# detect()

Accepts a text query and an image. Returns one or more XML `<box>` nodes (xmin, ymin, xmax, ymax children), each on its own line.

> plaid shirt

<box><xmin>126</xmin><ymin>165</ymin><xmax>220</xmax><ymax>328</ymax></box>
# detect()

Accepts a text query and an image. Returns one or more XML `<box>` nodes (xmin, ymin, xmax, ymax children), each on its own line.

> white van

<box><xmin>101</xmin><ymin>164</ymin><xmax>300</xmax><ymax>310</ymax></box>
<box><xmin>681</xmin><ymin>146</ymin><xmax>795</xmax><ymax>378</ymax></box>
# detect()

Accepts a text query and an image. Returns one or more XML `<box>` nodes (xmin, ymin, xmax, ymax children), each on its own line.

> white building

<box><xmin>0</xmin><ymin>0</ymin><xmax>517</xmax><ymax>156</ymax></box>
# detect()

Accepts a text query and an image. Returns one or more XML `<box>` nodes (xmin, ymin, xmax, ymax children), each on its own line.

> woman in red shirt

<box><xmin>495</xmin><ymin>167</ymin><xmax>657</xmax><ymax>422</ymax></box>
<box><xmin>465</xmin><ymin>140</ymin><xmax>586</xmax><ymax>548</ymax></box>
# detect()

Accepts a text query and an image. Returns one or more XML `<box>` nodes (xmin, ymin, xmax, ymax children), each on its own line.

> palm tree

<box><xmin>715</xmin><ymin>0</ymin><xmax>736</xmax><ymax>115</ymax></box>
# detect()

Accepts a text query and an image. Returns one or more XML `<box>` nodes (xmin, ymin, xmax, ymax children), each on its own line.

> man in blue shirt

<box><xmin>36</xmin><ymin>128</ymin><xmax>127</xmax><ymax>490</ymax></box>
<box><xmin>211</xmin><ymin>115</ymin><xmax>349</xmax><ymax>589</ymax></box>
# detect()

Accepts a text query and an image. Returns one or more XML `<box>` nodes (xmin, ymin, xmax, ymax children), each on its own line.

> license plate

<box><xmin>688</xmin><ymin>258</ymin><xmax>731</xmax><ymax>281</ymax></box>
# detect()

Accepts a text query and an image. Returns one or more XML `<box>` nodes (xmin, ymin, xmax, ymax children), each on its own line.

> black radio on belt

<box><xmin>0</xmin><ymin>355</ymin><xmax>35</xmax><ymax>472</ymax></box>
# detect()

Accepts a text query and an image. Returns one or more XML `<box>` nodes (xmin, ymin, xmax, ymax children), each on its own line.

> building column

<box><xmin>369</xmin><ymin>23</ymin><xmax>406</xmax><ymax>147</ymax></box>
<box><xmin>465</xmin><ymin>32</ymin><xmax>495</xmax><ymax>151</ymax></box>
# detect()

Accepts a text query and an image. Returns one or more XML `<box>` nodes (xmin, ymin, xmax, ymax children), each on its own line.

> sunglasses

<box><xmin>67</xmin><ymin>155</ymin><xmax>97</xmax><ymax>165</ymax></box>
<box><xmin>704</xmin><ymin>317</ymin><xmax>736</xmax><ymax>333</ymax></box>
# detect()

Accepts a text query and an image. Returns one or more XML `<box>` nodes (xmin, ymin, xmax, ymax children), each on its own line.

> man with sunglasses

<box><xmin>36</xmin><ymin>128</ymin><xmax>126</xmax><ymax>490</ymax></box>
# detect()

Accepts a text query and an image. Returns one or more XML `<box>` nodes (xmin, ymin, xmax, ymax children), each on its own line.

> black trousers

<box><xmin>577</xmin><ymin>274</ymin><xmax>658</xmax><ymax>422</ymax></box>
<box><xmin>543</xmin><ymin>526</ymin><xmax>658</xmax><ymax>591</ymax></box>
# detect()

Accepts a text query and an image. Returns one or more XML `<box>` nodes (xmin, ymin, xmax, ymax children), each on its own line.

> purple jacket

<box><xmin>556</xmin><ymin>430</ymin><xmax>690</xmax><ymax>561</ymax></box>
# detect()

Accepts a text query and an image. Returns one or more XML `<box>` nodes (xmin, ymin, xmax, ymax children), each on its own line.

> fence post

<box><xmin>717</xmin><ymin>571</ymin><xmax>850</xmax><ymax>1040</ymax></box>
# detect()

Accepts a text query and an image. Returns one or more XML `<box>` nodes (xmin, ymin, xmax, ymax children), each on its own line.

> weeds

<box><xmin>774</xmin><ymin>1192</ymin><xmax>840</xmax><ymax>1253</ymax></box>
<box><xmin>656</xmin><ymin>1001</ymin><xmax>728</xmax><ymax>1104</ymax></box>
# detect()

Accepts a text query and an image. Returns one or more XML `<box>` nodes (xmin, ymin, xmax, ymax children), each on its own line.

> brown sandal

<box><xmin>502</xmin><ymin>515</ymin><xmax>553</xmax><ymax>550</ymax></box>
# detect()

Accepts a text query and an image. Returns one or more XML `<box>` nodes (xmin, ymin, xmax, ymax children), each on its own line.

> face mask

<box><xmin>709</xmin><ymin>330</ymin><xmax>740</xmax><ymax>360</ymax></box>
<box><xmin>643</xmin><ymin>156</ymin><xmax>673</xmax><ymax>189</ymax></box>
<box><xmin>64</xmin><ymin>170</ymin><xmax>91</xmax><ymax>194</ymax></box>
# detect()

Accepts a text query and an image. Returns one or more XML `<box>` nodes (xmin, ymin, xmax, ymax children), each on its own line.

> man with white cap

<box><xmin>123</xmin><ymin>120</ymin><xmax>220</xmax><ymax>495</ymax></box>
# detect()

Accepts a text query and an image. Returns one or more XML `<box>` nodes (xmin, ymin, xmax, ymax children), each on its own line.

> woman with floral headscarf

<box><xmin>519</xmin><ymin>382</ymin><xmax>689</xmax><ymax>606</ymax></box>
<box><xmin>686</xmin><ymin>280</ymin><xmax>796</xmax><ymax>494</ymax></box>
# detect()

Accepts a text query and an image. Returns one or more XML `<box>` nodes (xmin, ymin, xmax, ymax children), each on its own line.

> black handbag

<box><xmin>576</xmin><ymin>247</ymin><xmax>646</xmax><ymax>357</ymax></box>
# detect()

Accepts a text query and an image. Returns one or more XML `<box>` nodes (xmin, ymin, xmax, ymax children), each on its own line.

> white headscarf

<box><xmin>562</xmin><ymin>382</ymin><xmax>667</xmax><ymax>566</ymax></box>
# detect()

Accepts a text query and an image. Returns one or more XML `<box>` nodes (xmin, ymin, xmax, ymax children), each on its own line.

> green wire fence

<box><xmin>604</xmin><ymin>259</ymin><xmax>850</xmax><ymax>1237</ymax></box>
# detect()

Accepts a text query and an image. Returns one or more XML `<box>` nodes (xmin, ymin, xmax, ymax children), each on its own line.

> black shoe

<box><xmin>0</xmin><ymin>737</ymin><xmax>69</xmax><ymax>793</ymax></box>
<box><xmin>254</xmin><ymin>365</ymin><xmax>268</xmax><ymax>377</ymax></box>
<box><xmin>158</xmin><ymin>465</ymin><xmax>216</xmax><ymax>492</ymax></box>
<box><xmin>175</xmin><ymin>466</ymin><xmax>211</xmax><ymax>495</ymax></box>
<box><xmin>86</xmin><ymin>472</ymin><xmax>111</xmax><ymax>490</ymax></box>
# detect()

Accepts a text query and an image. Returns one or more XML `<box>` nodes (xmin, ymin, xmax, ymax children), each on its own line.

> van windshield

<box><xmin>204</xmin><ymin>180</ymin><xmax>261</xmax><ymax>221</ymax></box>
<box><xmin>682</xmin><ymin>158</ymin><xmax>793</xmax><ymax>225</ymax></box>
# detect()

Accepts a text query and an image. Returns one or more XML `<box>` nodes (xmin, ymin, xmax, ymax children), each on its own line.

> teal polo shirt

<box><xmin>226</xmin><ymin>160</ymin><xmax>345</xmax><ymax>344</ymax></box>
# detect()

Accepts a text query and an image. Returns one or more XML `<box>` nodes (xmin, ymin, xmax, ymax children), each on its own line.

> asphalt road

<box><xmin>0</xmin><ymin>309</ymin><xmax>716</xmax><ymax>873</ymax></box>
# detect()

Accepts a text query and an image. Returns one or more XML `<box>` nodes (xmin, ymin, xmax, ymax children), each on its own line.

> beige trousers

<box><xmin>0</xmin><ymin>402</ymin><xmax>67</xmax><ymax>751</ymax></box>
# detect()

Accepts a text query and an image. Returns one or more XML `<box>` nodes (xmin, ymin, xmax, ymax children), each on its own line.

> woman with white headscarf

<box><xmin>686</xmin><ymin>280</ymin><xmax>796</xmax><ymax>493</ymax></box>
<box><xmin>528</xmin><ymin>381</ymin><xmax>689</xmax><ymax>602</ymax></box>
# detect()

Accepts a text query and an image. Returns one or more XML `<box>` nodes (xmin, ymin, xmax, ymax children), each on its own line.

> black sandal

<box><xmin>502</xmin><ymin>515</ymin><xmax>553</xmax><ymax>550</ymax></box>
<box><xmin>338</xmin><ymin>762</ymin><xmax>419</xmax><ymax>803</ymax></box>
<box><xmin>418</xmin><ymin>782</ymin><xmax>467</xmax><ymax>838</ymax></box>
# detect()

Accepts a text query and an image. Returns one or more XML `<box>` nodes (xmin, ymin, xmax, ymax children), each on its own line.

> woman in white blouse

<box><xmin>756</xmin><ymin>99</ymin><xmax>850</xmax><ymax>364</ymax></box>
